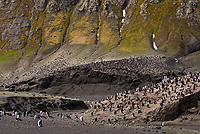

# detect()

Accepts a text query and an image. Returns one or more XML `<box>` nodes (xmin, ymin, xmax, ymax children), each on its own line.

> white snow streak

<box><xmin>97</xmin><ymin>33</ymin><xmax>99</xmax><ymax>40</ymax></box>
<box><xmin>123</xmin><ymin>10</ymin><xmax>126</xmax><ymax>17</ymax></box>
<box><xmin>153</xmin><ymin>34</ymin><xmax>155</xmax><ymax>38</ymax></box>
<box><xmin>153</xmin><ymin>42</ymin><xmax>158</xmax><ymax>50</ymax></box>
<box><xmin>120</xmin><ymin>10</ymin><xmax>126</xmax><ymax>33</ymax></box>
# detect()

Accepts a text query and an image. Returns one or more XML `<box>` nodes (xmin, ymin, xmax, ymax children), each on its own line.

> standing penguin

<box><xmin>16</xmin><ymin>114</ymin><xmax>22</xmax><ymax>121</ymax></box>
<box><xmin>161</xmin><ymin>121</ymin><xmax>165</xmax><ymax>127</ymax></box>
<box><xmin>38</xmin><ymin>120</ymin><xmax>42</xmax><ymax>127</ymax></box>
<box><xmin>22</xmin><ymin>112</ymin><xmax>25</xmax><ymax>117</ymax></box>
<box><xmin>80</xmin><ymin>116</ymin><xmax>83</xmax><ymax>122</ymax></box>
<box><xmin>0</xmin><ymin>111</ymin><xmax>3</xmax><ymax>117</ymax></box>
<box><xmin>25</xmin><ymin>111</ymin><xmax>28</xmax><ymax>117</ymax></box>
<box><xmin>46</xmin><ymin>112</ymin><xmax>50</xmax><ymax>118</ymax></box>
<box><xmin>34</xmin><ymin>114</ymin><xmax>39</xmax><ymax>120</ymax></box>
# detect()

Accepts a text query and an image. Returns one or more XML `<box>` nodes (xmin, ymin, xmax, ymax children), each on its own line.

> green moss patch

<box><xmin>67</xmin><ymin>11</ymin><xmax>98</xmax><ymax>46</ymax></box>
<box><xmin>0</xmin><ymin>49</ymin><xmax>22</xmax><ymax>63</ymax></box>
<box><xmin>43</xmin><ymin>12</ymin><xmax>67</xmax><ymax>46</ymax></box>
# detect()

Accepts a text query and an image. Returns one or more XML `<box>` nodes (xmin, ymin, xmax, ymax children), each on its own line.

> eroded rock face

<box><xmin>147</xmin><ymin>0</ymin><xmax>162</xmax><ymax>4</ymax></box>
<box><xmin>34</xmin><ymin>0</ymin><xmax>47</xmax><ymax>12</ymax></box>
<box><xmin>77</xmin><ymin>0</ymin><xmax>100</xmax><ymax>13</ymax></box>
<box><xmin>46</xmin><ymin>0</ymin><xmax>60</xmax><ymax>13</ymax></box>
<box><xmin>1</xmin><ymin>24</ymin><xmax>22</xmax><ymax>50</ymax></box>
<box><xmin>10</xmin><ymin>0</ymin><xmax>18</xmax><ymax>11</ymax></box>
<box><xmin>176</xmin><ymin>0</ymin><xmax>199</xmax><ymax>20</ymax></box>
<box><xmin>129</xmin><ymin>0</ymin><xmax>138</xmax><ymax>5</ymax></box>
<box><xmin>0</xmin><ymin>96</ymin><xmax>88</xmax><ymax>113</ymax></box>
<box><xmin>0</xmin><ymin>0</ymin><xmax>5</xmax><ymax>8</ymax></box>
<box><xmin>0</xmin><ymin>17</ymin><xmax>30</xmax><ymax>50</ymax></box>
<box><xmin>156</xmin><ymin>91</ymin><xmax>200</xmax><ymax>121</ymax></box>
<box><xmin>140</xmin><ymin>2</ymin><xmax>148</xmax><ymax>19</ymax></box>
<box><xmin>102</xmin><ymin>0</ymin><xmax>127</xmax><ymax>18</ymax></box>
<box><xmin>102</xmin><ymin>1</ymin><xmax>118</xmax><ymax>18</ymax></box>
<box><xmin>46</xmin><ymin>0</ymin><xmax>79</xmax><ymax>13</ymax></box>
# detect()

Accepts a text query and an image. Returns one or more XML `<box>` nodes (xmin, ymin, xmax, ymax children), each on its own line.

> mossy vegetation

<box><xmin>195</xmin><ymin>51</ymin><xmax>200</xmax><ymax>56</ymax></box>
<box><xmin>42</xmin><ymin>11</ymin><xmax>70</xmax><ymax>51</ymax></box>
<box><xmin>68</xmin><ymin>11</ymin><xmax>98</xmax><ymax>46</ymax></box>
<box><xmin>98</xmin><ymin>3</ymin><xmax>121</xmax><ymax>51</ymax></box>
<box><xmin>100</xmin><ymin>19</ymin><xmax>120</xmax><ymax>51</ymax></box>
<box><xmin>147</xmin><ymin>0</ymin><xmax>183</xmax><ymax>54</ymax></box>
<box><xmin>118</xmin><ymin>0</ymin><xmax>151</xmax><ymax>53</ymax></box>
<box><xmin>0</xmin><ymin>49</ymin><xmax>22</xmax><ymax>63</ymax></box>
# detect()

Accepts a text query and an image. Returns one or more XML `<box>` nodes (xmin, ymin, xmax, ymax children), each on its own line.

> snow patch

<box><xmin>153</xmin><ymin>34</ymin><xmax>155</xmax><ymax>38</ymax></box>
<box><xmin>97</xmin><ymin>12</ymin><xmax>101</xmax><ymax>41</ymax></box>
<box><xmin>97</xmin><ymin>33</ymin><xmax>99</xmax><ymax>41</ymax></box>
<box><xmin>120</xmin><ymin>10</ymin><xmax>126</xmax><ymax>34</ymax></box>
<box><xmin>123</xmin><ymin>9</ymin><xmax>126</xmax><ymax>17</ymax></box>
<box><xmin>153</xmin><ymin>42</ymin><xmax>158</xmax><ymax>50</ymax></box>
<box><xmin>121</xmin><ymin>18</ymin><xmax>125</xmax><ymax>23</ymax></box>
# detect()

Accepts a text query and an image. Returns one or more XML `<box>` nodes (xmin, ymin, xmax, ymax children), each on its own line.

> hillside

<box><xmin>0</xmin><ymin>1</ymin><xmax>200</xmax><ymax>132</ymax></box>
<box><xmin>0</xmin><ymin>0</ymin><xmax>199</xmax><ymax>74</ymax></box>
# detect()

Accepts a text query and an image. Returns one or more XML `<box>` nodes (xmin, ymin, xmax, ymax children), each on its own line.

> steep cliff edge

<box><xmin>0</xmin><ymin>0</ymin><xmax>199</xmax><ymax>73</ymax></box>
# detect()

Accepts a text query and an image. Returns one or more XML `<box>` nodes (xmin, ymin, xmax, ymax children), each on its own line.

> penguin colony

<box><xmin>77</xmin><ymin>72</ymin><xmax>200</xmax><ymax>125</ymax></box>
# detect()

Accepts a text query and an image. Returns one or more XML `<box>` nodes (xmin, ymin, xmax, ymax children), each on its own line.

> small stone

<box><xmin>156</xmin><ymin>126</ymin><xmax>161</xmax><ymax>129</ymax></box>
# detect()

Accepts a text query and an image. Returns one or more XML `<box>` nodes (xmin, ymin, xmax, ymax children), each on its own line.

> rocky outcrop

<box><xmin>46</xmin><ymin>0</ymin><xmax>79</xmax><ymax>13</ymax></box>
<box><xmin>10</xmin><ymin>0</ymin><xmax>18</xmax><ymax>11</ymax></box>
<box><xmin>102</xmin><ymin>0</ymin><xmax>128</xmax><ymax>18</ymax></box>
<box><xmin>147</xmin><ymin>0</ymin><xmax>162</xmax><ymax>4</ymax></box>
<box><xmin>46</xmin><ymin>0</ymin><xmax>60</xmax><ymax>13</ymax></box>
<box><xmin>140</xmin><ymin>2</ymin><xmax>148</xmax><ymax>19</ymax></box>
<box><xmin>187</xmin><ymin>40</ymin><xmax>200</xmax><ymax>53</ymax></box>
<box><xmin>0</xmin><ymin>96</ymin><xmax>88</xmax><ymax>113</ymax></box>
<box><xmin>102</xmin><ymin>1</ymin><xmax>118</xmax><ymax>18</ymax></box>
<box><xmin>0</xmin><ymin>0</ymin><xmax>9</xmax><ymax>8</ymax></box>
<box><xmin>156</xmin><ymin>91</ymin><xmax>200</xmax><ymax>121</ymax></box>
<box><xmin>77</xmin><ymin>0</ymin><xmax>100</xmax><ymax>13</ymax></box>
<box><xmin>1</xmin><ymin>17</ymin><xmax>31</xmax><ymax>49</ymax></box>
<box><xmin>34</xmin><ymin>0</ymin><xmax>47</xmax><ymax>12</ymax></box>
<box><xmin>176</xmin><ymin>0</ymin><xmax>199</xmax><ymax>20</ymax></box>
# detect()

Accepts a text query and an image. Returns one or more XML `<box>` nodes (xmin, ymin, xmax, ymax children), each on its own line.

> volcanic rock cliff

<box><xmin>0</xmin><ymin>0</ymin><xmax>199</xmax><ymax>73</ymax></box>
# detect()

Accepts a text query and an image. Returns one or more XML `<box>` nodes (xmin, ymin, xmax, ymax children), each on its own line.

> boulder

<box><xmin>34</xmin><ymin>0</ymin><xmax>47</xmax><ymax>12</ymax></box>
<box><xmin>77</xmin><ymin>0</ymin><xmax>100</xmax><ymax>13</ymax></box>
